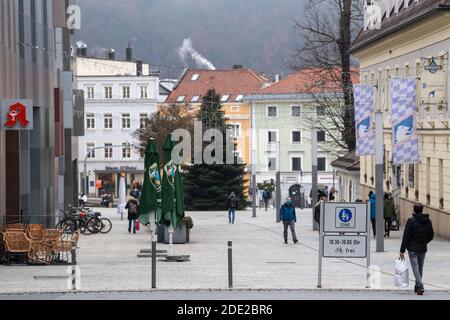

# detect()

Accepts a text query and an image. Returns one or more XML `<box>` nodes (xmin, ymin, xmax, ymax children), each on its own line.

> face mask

<box><xmin>287</xmin><ymin>200</ymin><xmax>292</xmax><ymax>205</ymax></box>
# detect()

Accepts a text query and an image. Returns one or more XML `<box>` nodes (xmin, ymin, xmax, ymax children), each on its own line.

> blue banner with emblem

<box><xmin>354</xmin><ymin>85</ymin><xmax>376</xmax><ymax>156</ymax></box>
<box><xmin>390</xmin><ymin>77</ymin><xmax>419</xmax><ymax>165</ymax></box>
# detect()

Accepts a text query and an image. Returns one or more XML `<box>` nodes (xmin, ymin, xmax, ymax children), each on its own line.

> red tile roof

<box><xmin>166</xmin><ymin>69</ymin><xmax>269</xmax><ymax>104</ymax></box>
<box><xmin>352</xmin><ymin>0</ymin><xmax>449</xmax><ymax>52</ymax></box>
<box><xmin>259</xmin><ymin>68</ymin><xmax>360</xmax><ymax>95</ymax></box>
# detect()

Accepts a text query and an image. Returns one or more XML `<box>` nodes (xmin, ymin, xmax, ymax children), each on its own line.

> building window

<box><xmin>191</xmin><ymin>74</ymin><xmax>200</xmax><ymax>81</ymax></box>
<box><xmin>177</xmin><ymin>96</ymin><xmax>185</xmax><ymax>103</ymax></box>
<box><xmin>122</xmin><ymin>86</ymin><xmax>131</xmax><ymax>99</ymax></box>
<box><xmin>292</xmin><ymin>131</ymin><xmax>301</xmax><ymax>144</ymax></box>
<box><xmin>292</xmin><ymin>106</ymin><xmax>301</xmax><ymax>117</ymax></box>
<box><xmin>235</xmin><ymin>95</ymin><xmax>244</xmax><ymax>102</ymax></box>
<box><xmin>221</xmin><ymin>95</ymin><xmax>230</xmax><ymax>102</ymax></box>
<box><xmin>267</xmin><ymin>106</ymin><xmax>277</xmax><ymax>118</ymax></box>
<box><xmin>191</xmin><ymin>96</ymin><xmax>200</xmax><ymax>103</ymax></box>
<box><xmin>122</xmin><ymin>143</ymin><xmax>131</xmax><ymax>159</ymax></box>
<box><xmin>317</xmin><ymin>105</ymin><xmax>326</xmax><ymax>117</ymax></box>
<box><xmin>104</xmin><ymin>86</ymin><xmax>112</xmax><ymax>99</ymax></box>
<box><xmin>229</xmin><ymin>124</ymin><xmax>241</xmax><ymax>138</ymax></box>
<box><xmin>231</xmin><ymin>106</ymin><xmax>240</xmax><ymax>113</ymax></box>
<box><xmin>122</xmin><ymin>113</ymin><xmax>131</xmax><ymax>129</ymax></box>
<box><xmin>140</xmin><ymin>86</ymin><xmax>148</xmax><ymax>99</ymax></box>
<box><xmin>268</xmin><ymin>131</ymin><xmax>277</xmax><ymax>143</ymax></box>
<box><xmin>292</xmin><ymin>157</ymin><xmax>302</xmax><ymax>172</ymax></box>
<box><xmin>86</xmin><ymin>143</ymin><xmax>95</xmax><ymax>158</ymax></box>
<box><xmin>268</xmin><ymin>157</ymin><xmax>277</xmax><ymax>172</ymax></box>
<box><xmin>86</xmin><ymin>87</ymin><xmax>95</xmax><ymax>99</ymax></box>
<box><xmin>317</xmin><ymin>131</ymin><xmax>326</xmax><ymax>142</ymax></box>
<box><xmin>104</xmin><ymin>143</ymin><xmax>113</xmax><ymax>159</ymax></box>
<box><xmin>139</xmin><ymin>113</ymin><xmax>148</xmax><ymax>129</ymax></box>
<box><xmin>86</xmin><ymin>113</ymin><xmax>95</xmax><ymax>129</ymax></box>
<box><xmin>318</xmin><ymin>157</ymin><xmax>326</xmax><ymax>171</ymax></box>
<box><xmin>104</xmin><ymin>113</ymin><xmax>113</xmax><ymax>129</ymax></box>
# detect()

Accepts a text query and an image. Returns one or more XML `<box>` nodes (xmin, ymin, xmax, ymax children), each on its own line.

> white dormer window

<box><xmin>191</xmin><ymin>74</ymin><xmax>200</xmax><ymax>81</ymax></box>
<box><xmin>177</xmin><ymin>96</ymin><xmax>186</xmax><ymax>102</ymax></box>
<box><xmin>191</xmin><ymin>96</ymin><xmax>200</xmax><ymax>102</ymax></box>
<box><xmin>221</xmin><ymin>95</ymin><xmax>230</xmax><ymax>102</ymax></box>
<box><xmin>235</xmin><ymin>95</ymin><xmax>244</xmax><ymax>102</ymax></box>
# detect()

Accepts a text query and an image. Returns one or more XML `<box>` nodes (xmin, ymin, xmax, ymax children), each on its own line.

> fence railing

<box><xmin>0</xmin><ymin>215</ymin><xmax>64</xmax><ymax>229</ymax></box>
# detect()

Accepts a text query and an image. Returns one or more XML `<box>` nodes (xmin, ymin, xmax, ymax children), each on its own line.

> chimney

<box><xmin>107</xmin><ymin>49</ymin><xmax>115</xmax><ymax>60</ymax></box>
<box><xmin>76</xmin><ymin>41</ymin><xmax>88</xmax><ymax>57</ymax></box>
<box><xmin>275</xmin><ymin>74</ymin><xmax>281</xmax><ymax>82</ymax></box>
<box><xmin>126</xmin><ymin>42</ymin><xmax>134</xmax><ymax>62</ymax></box>
<box><xmin>136</xmin><ymin>59</ymin><xmax>143</xmax><ymax>76</ymax></box>
<box><xmin>233</xmin><ymin>65</ymin><xmax>243</xmax><ymax>70</ymax></box>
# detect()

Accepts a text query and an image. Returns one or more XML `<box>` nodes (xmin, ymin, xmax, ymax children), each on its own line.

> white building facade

<box><xmin>74</xmin><ymin>57</ymin><xmax>159</xmax><ymax>197</ymax></box>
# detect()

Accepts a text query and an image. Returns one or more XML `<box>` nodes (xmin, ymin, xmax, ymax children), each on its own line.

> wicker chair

<box><xmin>26</xmin><ymin>225</ymin><xmax>45</xmax><ymax>242</ymax></box>
<box><xmin>0</xmin><ymin>232</ymin><xmax>5</xmax><ymax>263</ymax></box>
<box><xmin>52</xmin><ymin>231</ymin><xmax>80</xmax><ymax>264</ymax></box>
<box><xmin>3</xmin><ymin>224</ymin><xmax>27</xmax><ymax>232</ymax></box>
<box><xmin>3</xmin><ymin>232</ymin><xmax>31</xmax><ymax>265</ymax></box>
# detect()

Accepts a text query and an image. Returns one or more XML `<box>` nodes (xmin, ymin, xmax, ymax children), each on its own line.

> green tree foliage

<box><xmin>183</xmin><ymin>88</ymin><xmax>248</xmax><ymax>211</ymax></box>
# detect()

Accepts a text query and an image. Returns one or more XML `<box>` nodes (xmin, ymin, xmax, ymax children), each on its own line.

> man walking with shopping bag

<box><xmin>400</xmin><ymin>203</ymin><xmax>434</xmax><ymax>295</ymax></box>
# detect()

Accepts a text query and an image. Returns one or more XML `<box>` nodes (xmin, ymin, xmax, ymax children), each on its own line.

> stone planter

<box><xmin>163</xmin><ymin>223</ymin><xmax>189</xmax><ymax>244</ymax></box>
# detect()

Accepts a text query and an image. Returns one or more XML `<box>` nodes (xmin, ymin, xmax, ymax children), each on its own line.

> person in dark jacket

<box><xmin>125</xmin><ymin>197</ymin><xmax>139</xmax><ymax>234</ymax></box>
<box><xmin>227</xmin><ymin>192</ymin><xmax>238</xmax><ymax>224</ymax></box>
<box><xmin>400</xmin><ymin>203</ymin><xmax>434</xmax><ymax>295</ymax></box>
<box><xmin>369</xmin><ymin>192</ymin><xmax>376</xmax><ymax>237</ymax></box>
<box><xmin>314</xmin><ymin>196</ymin><xmax>327</xmax><ymax>229</ymax></box>
<box><xmin>383</xmin><ymin>193</ymin><xmax>395</xmax><ymax>237</ymax></box>
<box><xmin>263</xmin><ymin>188</ymin><xmax>270</xmax><ymax>211</ymax></box>
<box><xmin>280</xmin><ymin>197</ymin><xmax>298</xmax><ymax>244</ymax></box>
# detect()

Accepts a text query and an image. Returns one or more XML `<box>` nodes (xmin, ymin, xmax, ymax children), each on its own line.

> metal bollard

<box><xmin>228</xmin><ymin>241</ymin><xmax>233</xmax><ymax>288</ymax></box>
<box><xmin>71</xmin><ymin>240</ymin><xmax>77</xmax><ymax>291</ymax></box>
<box><xmin>152</xmin><ymin>238</ymin><xmax>157</xmax><ymax>289</ymax></box>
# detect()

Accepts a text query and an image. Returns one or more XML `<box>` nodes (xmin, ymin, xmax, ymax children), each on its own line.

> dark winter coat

<box><xmin>400</xmin><ymin>213</ymin><xmax>434</xmax><ymax>254</ymax></box>
<box><xmin>227</xmin><ymin>195</ymin><xmax>237</xmax><ymax>209</ymax></box>
<box><xmin>280</xmin><ymin>203</ymin><xmax>296</xmax><ymax>222</ymax></box>
<box><xmin>314</xmin><ymin>203</ymin><xmax>321</xmax><ymax>225</ymax></box>
<box><xmin>125</xmin><ymin>199</ymin><xmax>139</xmax><ymax>220</ymax></box>
<box><xmin>383</xmin><ymin>197</ymin><xmax>395</xmax><ymax>219</ymax></box>
<box><xmin>369</xmin><ymin>193</ymin><xmax>376</xmax><ymax>220</ymax></box>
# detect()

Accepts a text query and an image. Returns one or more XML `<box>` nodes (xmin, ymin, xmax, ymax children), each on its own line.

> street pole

<box><xmin>375</xmin><ymin>112</ymin><xmax>384</xmax><ymax>252</ymax></box>
<box><xmin>311</xmin><ymin>128</ymin><xmax>319</xmax><ymax>231</ymax></box>
<box><xmin>276</xmin><ymin>174</ymin><xmax>281</xmax><ymax>223</ymax></box>
<box><xmin>252</xmin><ymin>173</ymin><xmax>257</xmax><ymax>218</ymax></box>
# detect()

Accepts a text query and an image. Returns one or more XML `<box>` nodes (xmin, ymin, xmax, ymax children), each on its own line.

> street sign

<box><xmin>0</xmin><ymin>100</ymin><xmax>33</xmax><ymax>130</ymax></box>
<box><xmin>318</xmin><ymin>202</ymin><xmax>371</xmax><ymax>289</ymax></box>
<box><xmin>323</xmin><ymin>202</ymin><xmax>368</xmax><ymax>233</ymax></box>
<box><xmin>323</xmin><ymin>235</ymin><xmax>367</xmax><ymax>258</ymax></box>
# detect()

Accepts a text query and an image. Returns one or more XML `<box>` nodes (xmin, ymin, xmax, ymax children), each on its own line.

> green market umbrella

<box><xmin>160</xmin><ymin>134</ymin><xmax>185</xmax><ymax>229</ymax></box>
<box><xmin>138</xmin><ymin>138</ymin><xmax>162</xmax><ymax>226</ymax></box>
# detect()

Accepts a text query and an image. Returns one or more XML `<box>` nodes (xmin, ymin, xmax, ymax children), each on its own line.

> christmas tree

<box><xmin>183</xmin><ymin>88</ymin><xmax>248</xmax><ymax>211</ymax></box>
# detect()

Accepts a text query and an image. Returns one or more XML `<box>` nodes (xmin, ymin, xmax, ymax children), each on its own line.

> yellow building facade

<box><xmin>352</xmin><ymin>1</ymin><xmax>450</xmax><ymax>239</ymax></box>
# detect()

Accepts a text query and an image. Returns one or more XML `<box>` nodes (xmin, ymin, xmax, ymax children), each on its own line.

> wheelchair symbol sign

<box><xmin>336</xmin><ymin>208</ymin><xmax>355</xmax><ymax>228</ymax></box>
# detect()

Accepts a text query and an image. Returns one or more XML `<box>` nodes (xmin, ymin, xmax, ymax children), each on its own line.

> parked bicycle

<box><xmin>56</xmin><ymin>206</ymin><xmax>112</xmax><ymax>235</ymax></box>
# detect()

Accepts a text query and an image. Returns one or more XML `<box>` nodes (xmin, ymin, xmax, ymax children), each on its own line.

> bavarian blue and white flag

<box><xmin>391</xmin><ymin>77</ymin><xmax>419</xmax><ymax>165</ymax></box>
<box><xmin>354</xmin><ymin>84</ymin><xmax>376</xmax><ymax>156</ymax></box>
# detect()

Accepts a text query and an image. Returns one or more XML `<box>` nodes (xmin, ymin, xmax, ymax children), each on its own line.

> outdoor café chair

<box><xmin>53</xmin><ymin>231</ymin><xmax>80</xmax><ymax>263</ymax></box>
<box><xmin>3</xmin><ymin>231</ymin><xmax>31</xmax><ymax>265</ymax></box>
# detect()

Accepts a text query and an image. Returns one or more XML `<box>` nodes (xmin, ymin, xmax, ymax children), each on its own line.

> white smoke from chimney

<box><xmin>178</xmin><ymin>38</ymin><xmax>216</xmax><ymax>70</ymax></box>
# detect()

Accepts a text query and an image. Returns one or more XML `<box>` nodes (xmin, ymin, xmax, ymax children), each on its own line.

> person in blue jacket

<box><xmin>280</xmin><ymin>197</ymin><xmax>298</xmax><ymax>244</ymax></box>
<box><xmin>369</xmin><ymin>191</ymin><xmax>376</xmax><ymax>237</ymax></box>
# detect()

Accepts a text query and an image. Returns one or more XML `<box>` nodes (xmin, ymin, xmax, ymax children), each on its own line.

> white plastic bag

<box><xmin>394</xmin><ymin>257</ymin><xmax>409</xmax><ymax>287</ymax></box>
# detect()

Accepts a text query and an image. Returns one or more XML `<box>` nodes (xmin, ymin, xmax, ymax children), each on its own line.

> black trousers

<box><xmin>371</xmin><ymin>219</ymin><xmax>376</xmax><ymax>237</ymax></box>
<box><xmin>384</xmin><ymin>218</ymin><xmax>392</xmax><ymax>236</ymax></box>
